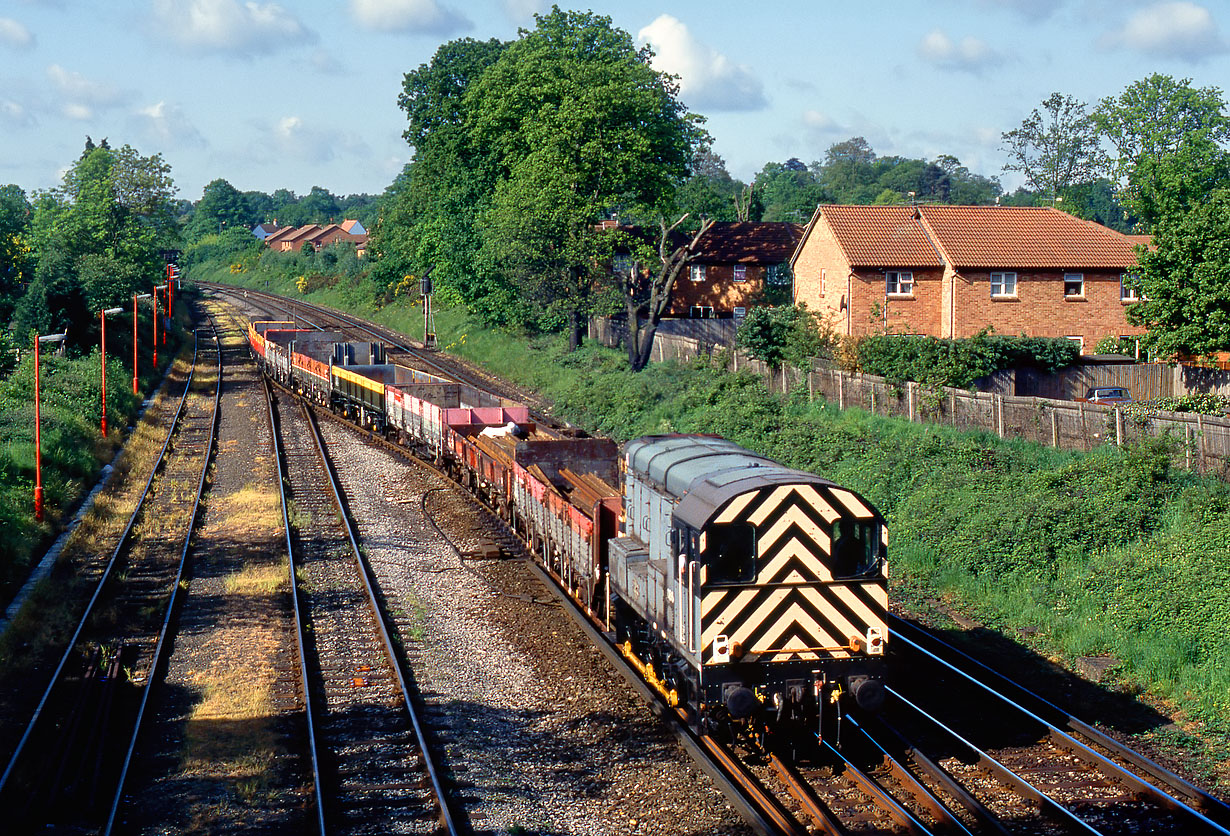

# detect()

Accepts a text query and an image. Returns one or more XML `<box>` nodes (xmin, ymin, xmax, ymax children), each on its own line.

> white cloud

<box><xmin>0</xmin><ymin>18</ymin><xmax>34</xmax><ymax>49</ymax></box>
<box><xmin>917</xmin><ymin>29</ymin><xmax>1004</xmax><ymax>74</ymax></box>
<box><xmin>1</xmin><ymin>98</ymin><xmax>36</xmax><ymax>127</ymax></box>
<box><xmin>349</xmin><ymin>0</ymin><xmax>471</xmax><ymax>34</ymax></box>
<box><xmin>637</xmin><ymin>15</ymin><xmax>766</xmax><ymax>112</ymax></box>
<box><xmin>1103</xmin><ymin>2</ymin><xmax>1226</xmax><ymax>61</ymax></box>
<box><xmin>501</xmin><ymin>0</ymin><xmax>542</xmax><ymax>23</ymax></box>
<box><xmin>802</xmin><ymin>110</ymin><xmax>842</xmax><ymax>132</ymax></box>
<box><xmin>134</xmin><ymin>101</ymin><xmax>206</xmax><ymax>148</ymax></box>
<box><xmin>978</xmin><ymin>0</ymin><xmax>1062</xmax><ymax>21</ymax></box>
<box><xmin>47</xmin><ymin>64</ymin><xmax>126</xmax><ymax>119</ymax></box>
<box><xmin>151</xmin><ymin>0</ymin><xmax>316</xmax><ymax>56</ymax></box>
<box><xmin>274</xmin><ymin>114</ymin><xmax>369</xmax><ymax>164</ymax></box>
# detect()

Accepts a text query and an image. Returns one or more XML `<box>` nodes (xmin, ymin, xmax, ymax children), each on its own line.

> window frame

<box><xmin>885</xmin><ymin>270</ymin><xmax>914</xmax><ymax>296</ymax></box>
<box><xmin>732</xmin><ymin>264</ymin><xmax>748</xmax><ymax>283</ymax></box>
<box><xmin>1063</xmin><ymin>272</ymin><xmax>1084</xmax><ymax>298</ymax></box>
<box><xmin>1120</xmin><ymin>273</ymin><xmax>1140</xmax><ymax>301</ymax></box>
<box><xmin>1065</xmin><ymin>335</ymin><xmax>1084</xmax><ymax>354</ymax></box>
<box><xmin>990</xmin><ymin>271</ymin><xmax>1017</xmax><ymax>298</ymax></box>
<box><xmin>689</xmin><ymin>263</ymin><xmax>706</xmax><ymax>283</ymax></box>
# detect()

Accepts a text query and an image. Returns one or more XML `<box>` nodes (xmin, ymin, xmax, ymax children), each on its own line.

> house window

<box><xmin>733</xmin><ymin>264</ymin><xmax>747</xmax><ymax>282</ymax></box>
<box><xmin>1120</xmin><ymin>273</ymin><xmax>1140</xmax><ymax>301</ymax></box>
<box><xmin>690</xmin><ymin>263</ymin><xmax>705</xmax><ymax>282</ymax></box>
<box><xmin>1064</xmin><ymin>273</ymin><xmax>1084</xmax><ymax>297</ymax></box>
<box><xmin>886</xmin><ymin>271</ymin><xmax>913</xmax><ymax>295</ymax></box>
<box><xmin>990</xmin><ymin>271</ymin><xmax>1017</xmax><ymax>297</ymax></box>
<box><xmin>612</xmin><ymin>254</ymin><xmax>634</xmax><ymax>276</ymax></box>
<box><xmin>1066</xmin><ymin>335</ymin><xmax>1084</xmax><ymax>354</ymax></box>
<box><xmin>766</xmin><ymin>263</ymin><xmax>792</xmax><ymax>286</ymax></box>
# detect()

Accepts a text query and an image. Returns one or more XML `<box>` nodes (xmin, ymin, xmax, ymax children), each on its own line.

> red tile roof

<box><xmin>916</xmin><ymin>205</ymin><xmax>1139</xmax><ymax>269</ymax></box>
<box><xmin>820</xmin><ymin>205</ymin><xmax>943</xmax><ymax>267</ymax></box>
<box><xmin>812</xmin><ymin>204</ymin><xmax>1140</xmax><ymax>269</ymax></box>
<box><xmin>693</xmin><ymin>222</ymin><xmax>805</xmax><ymax>263</ymax></box>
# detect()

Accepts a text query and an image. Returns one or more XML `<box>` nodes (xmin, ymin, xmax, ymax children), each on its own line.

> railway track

<box><xmin>203</xmin><ymin>284</ymin><xmax>1230</xmax><ymax>836</ymax></box>
<box><xmin>267</xmin><ymin>378</ymin><xmax>462</xmax><ymax>834</ymax></box>
<box><xmin>0</xmin><ymin>325</ymin><xmax>221</xmax><ymax>833</ymax></box>
<box><xmin>199</xmin><ymin>281</ymin><xmax>562</xmax><ymax>429</ymax></box>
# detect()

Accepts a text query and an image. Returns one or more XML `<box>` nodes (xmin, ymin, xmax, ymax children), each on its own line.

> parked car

<box><xmin>1076</xmin><ymin>386</ymin><xmax>1133</xmax><ymax>405</ymax></box>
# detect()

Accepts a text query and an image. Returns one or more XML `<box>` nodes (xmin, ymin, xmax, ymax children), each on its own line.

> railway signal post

<box><xmin>99</xmin><ymin>307</ymin><xmax>124</xmax><ymax>437</ymax></box>
<box><xmin>33</xmin><ymin>331</ymin><xmax>68</xmax><ymax>522</ymax></box>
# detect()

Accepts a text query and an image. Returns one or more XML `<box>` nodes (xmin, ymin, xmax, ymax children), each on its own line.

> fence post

<box><xmin>808</xmin><ymin>371</ymin><xmax>814</xmax><ymax>403</ymax></box>
<box><xmin>950</xmin><ymin>390</ymin><xmax>956</xmax><ymax>426</ymax></box>
<box><xmin>1079</xmin><ymin>402</ymin><xmax>1087</xmax><ymax>450</ymax></box>
<box><xmin>907</xmin><ymin>382</ymin><xmax>915</xmax><ymax>422</ymax></box>
<box><xmin>871</xmin><ymin>385</ymin><xmax>876</xmax><ymax>415</ymax></box>
<box><xmin>1186</xmin><ymin>424</ymin><xmax>1193</xmax><ymax>470</ymax></box>
<box><xmin>1197</xmin><ymin>414</ymin><xmax>1206</xmax><ymax>472</ymax></box>
<box><xmin>838</xmin><ymin>372</ymin><xmax>844</xmax><ymax>409</ymax></box>
<box><xmin>1115</xmin><ymin>407</ymin><xmax>1123</xmax><ymax>446</ymax></box>
<box><xmin>1051</xmin><ymin>408</ymin><xmax>1058</xmax><ymax>447</ymax></box>
<box><xmin>996</xmin><ymin>394</ymin><xmax>1005</xmax><ymax>438</ymax></box>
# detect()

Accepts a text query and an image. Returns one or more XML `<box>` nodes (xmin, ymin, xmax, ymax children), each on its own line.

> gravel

<box><xmin>318</xmin><ymin>419</ymin><xmax>753</xmax><ymax>836</ymax></box>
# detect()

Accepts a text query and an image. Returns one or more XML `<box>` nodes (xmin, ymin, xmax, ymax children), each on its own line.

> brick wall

<box><xmin>668</xmin><ymin>263</ymin><xmax>764</xmax><ymax>316</ymax></box>
<box><xmin>853</xmin><ymin>268</ymin><xmax>946</xmax><ymax>337</ymax></box>
<box><xmin>953</xmin><ymin>269</ymin><xmax>1145</xmax><ymax>349</ymax></box>
<box><xmin>792</xmin><ymin>220</ymin><xmax>850</xmax><ymax>333</ymax></box>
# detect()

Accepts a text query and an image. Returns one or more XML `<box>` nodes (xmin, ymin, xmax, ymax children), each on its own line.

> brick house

<box><xmin>791</xmin><ymin>205</ymin><xmax>1145</xmax><ymax>353</ymax></box>
<box><xmin>260</xmin><ymin>221</ymin><xmax>368</xmax><ymax>257</ymax></box>
<box><xmin>668</xmin><ymin>222</ymin><xmax>803</xmax><ymax>318</ymax></box>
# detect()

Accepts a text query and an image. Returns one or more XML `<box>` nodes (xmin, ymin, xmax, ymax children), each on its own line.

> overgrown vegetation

<box><xmin>846</xmin><ymin>330</ymin><xmax>1082</xmax><ymax>389</ymax></box>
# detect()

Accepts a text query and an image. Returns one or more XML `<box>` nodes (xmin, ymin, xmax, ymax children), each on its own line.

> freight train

<box><xmin>249</xmin><ymin>320</ymin><xmax>888</xmax><ymax>750</ymax></box>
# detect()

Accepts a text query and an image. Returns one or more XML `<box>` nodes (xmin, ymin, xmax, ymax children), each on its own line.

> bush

<box><xmin>848</xmin><ymin>330</ymin><xmax>1080</xmax><ymax>389</ymax></box>
<box><xmin>736</xmin><ymin>304</ymin><xmax>835</xmax><ymax>369</ymax></box>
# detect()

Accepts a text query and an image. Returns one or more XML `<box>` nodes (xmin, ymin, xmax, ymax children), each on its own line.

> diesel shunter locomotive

<box><xmin>248</xmin><ymin>321</ymin><xmax>888</xmax><ymax>749</ymax></box>
<box><xmin>611</xmin><ymin>435</ymin><xmax>887</xmax><ymax>747</ymax></box>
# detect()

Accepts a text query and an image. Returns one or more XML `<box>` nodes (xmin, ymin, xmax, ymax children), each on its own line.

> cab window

<box><xmin>831</xmin><ymin>519</ymin><xmax>880</xmax><ymax>577</ymax></box>
<box><xmin>707</xmin><ymin>523</ymin><xmax>757</xmax><ymax>584</ymax></box>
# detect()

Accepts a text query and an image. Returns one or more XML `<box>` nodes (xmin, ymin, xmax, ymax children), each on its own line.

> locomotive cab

<box><xmin>610</xmin><ymin>435</ymin><xmax>889</xmax><ymax>752</ymax></box>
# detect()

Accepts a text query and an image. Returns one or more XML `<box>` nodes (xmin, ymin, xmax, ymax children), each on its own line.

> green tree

<box><xmin>673</xmin><ymin>147</ymin><xmax>743</xmax><ymax>221</ymax></box>
<box><xmin>466</xmin><ymin>7</ymin><xmax>701</xmax><ymax>348</ymax></box>
<box><xmin>0</xmin><ymin>185</ymin><xmax>32</xmax><ymax>322</ymax></box>
<box><xmin>736</xmin><ymin>304</ymin><xmax>832</xmax><ymax>369</ymax></box>
<box><xmin>1094</xmin><ymin>74</ymin><xmax>1230</xmax><ymax>228</ymax></box>
<box><xmin>1127</xmin><ymin>189</ymin><xmax>1230</xmax><ymax>357</ymax></box>
<box><xmin>377</xmin><ymin>37</ymin><xmax>508</xmax><ymax>310</ymax></box>
<box><xmin>185</xmin><ymin>178</ymin><xmax>252</xmax><ymax>242</ymax></box>
<box><xmin>1001</xmin><ymin>92</ymin><xmax>1106</xmax><ymax>199</ymax></box>
<box><xmin>754</xmin><ymin>161</ymin><xmax>827</xmax><ymax>221</ymax></box>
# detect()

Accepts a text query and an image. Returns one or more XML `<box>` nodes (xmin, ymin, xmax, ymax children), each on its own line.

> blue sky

<box><xmin>1</xmin><ymin>0</ymin><xmax>1228</xmax><ymax>204</ymax></box>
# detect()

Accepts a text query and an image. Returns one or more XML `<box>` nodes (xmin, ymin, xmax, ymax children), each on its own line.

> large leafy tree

<box><xmin>17</xmin><ymin>141</ymin><xmax>175</xmax><ymax>344</ymax></box>
<box><xmin>1127</xmin><ymin>189</ymin><xmax>1230</xmax><ymax>357</ymax></box>
<box><xmin>377</xmin><ymin>37</ymin><xmax>507</xmax><ymax>310</ymax></box>
<box><xmin>185</xmin><ymin>178</ymin><xmax>252</xmax><ymax>242</ymax></box>
<box><xmin>0</xmin><ymin>185</ymin><xmax>32</xmax><ymax>322</ymax></box>
<box><xmin>1094</xmin><ymin>74</ymin><xmax>1230</xmax><ymax>228</ymax></box>
<box><xmin>466</xmin><ymin>7</ymin><xmax>702</xmax><ymax>348</ymax></box>
<box><xmin>1001</xmin><ymin>92</ymin><xmax>1106</xmax><ymax>199</ymax></box>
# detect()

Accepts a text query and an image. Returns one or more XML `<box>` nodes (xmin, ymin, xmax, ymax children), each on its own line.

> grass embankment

<box><xmin>0</xmin><ymin>313</ymin><xmax>183</xmax><ymax>601</ymax></box>
<box><xmin>209</xmin><ymin>267</ymin><xmax>1230</xmax><ymax>791</ymax></box>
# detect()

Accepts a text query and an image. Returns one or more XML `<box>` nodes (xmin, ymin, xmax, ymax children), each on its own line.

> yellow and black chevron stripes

<box><xmin>716</xmin><ymin>483</ymin><xmax>876</xmax><ymax>586</ymax></box>
<box><xmin>701</xmin><ymin>580</ymin><xmax>886</xmax><ymax>664</ymax></box>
